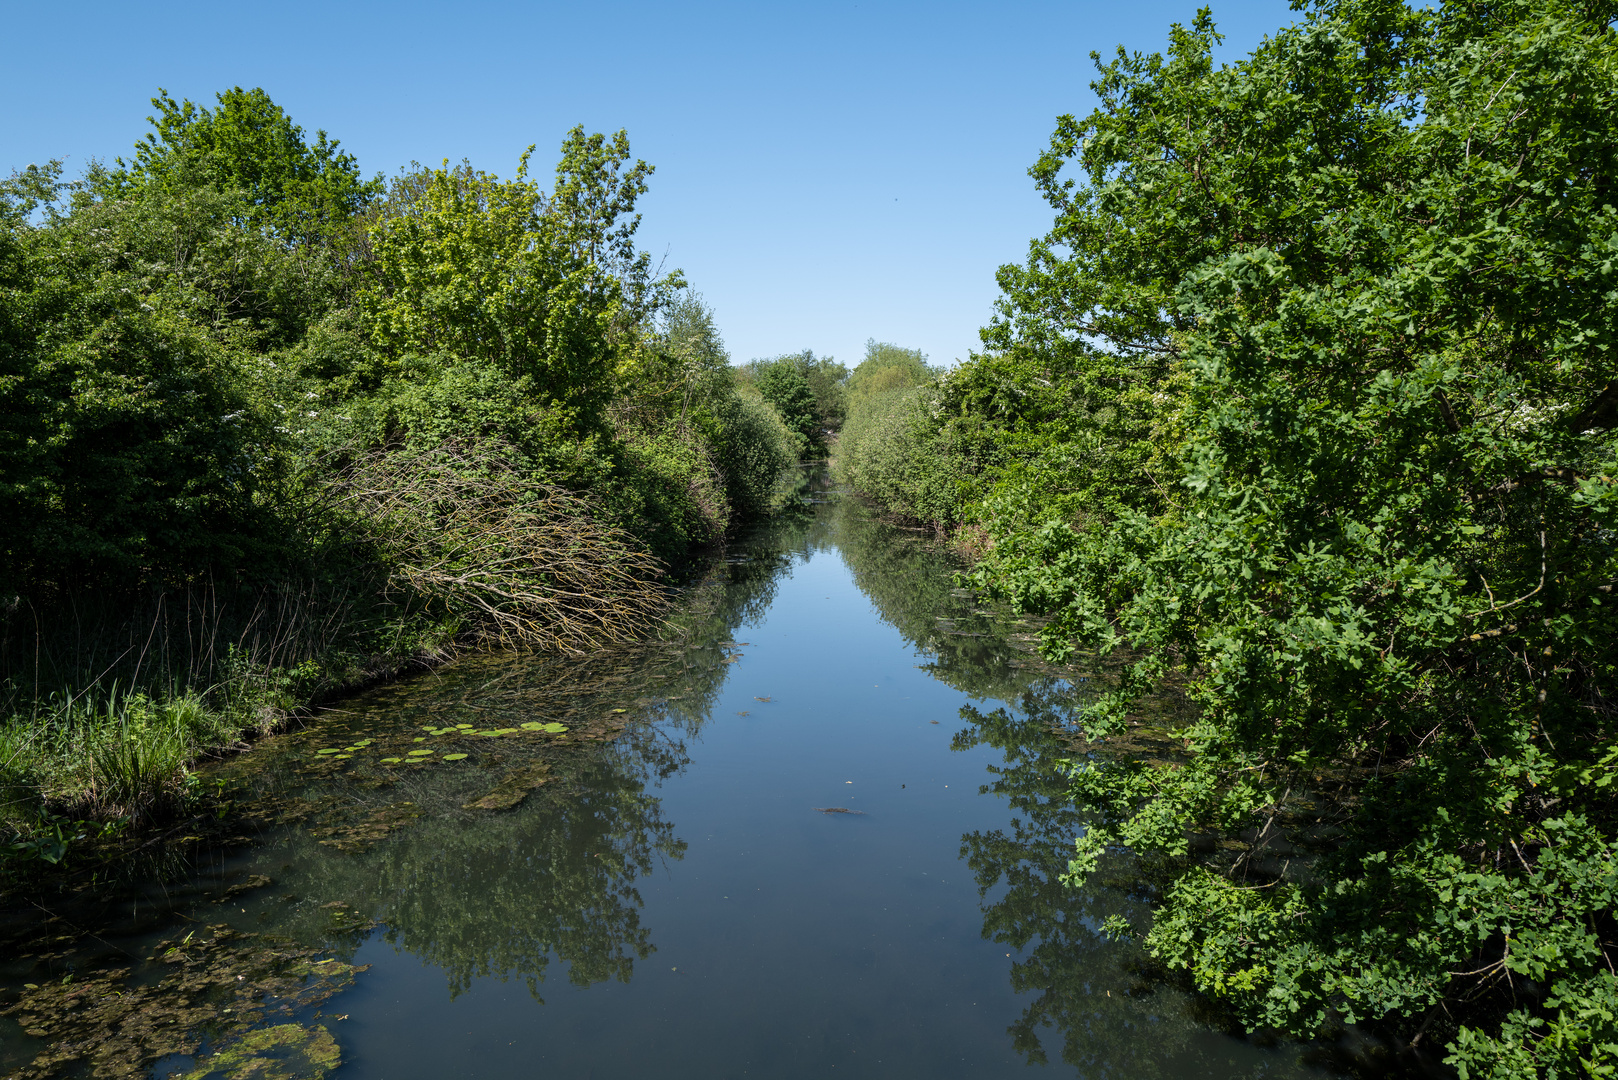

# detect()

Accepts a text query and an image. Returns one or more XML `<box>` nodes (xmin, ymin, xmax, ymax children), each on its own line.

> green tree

<box><xmin>650</xmin><ymin>295</ymin><xmax>798</xmax><ymax>520</ymax></box>
<box><xmin>845</xmin><ymin>340</ymin><xmax>931</xmax><ymax>408</ymax></box>
<box><xmin>746</xmin><ymin>356</ymin><xmax>821</xmax><ymax>453</ymax></box>
<box><xmin>100</xmin><ymin>86</ymin><xmax>382</xmax><ymax>248</ymax></box>
<box><xmin>797</xmin><ymin>349</ymin><xmax>849</xmax><ymax>433</ymax></box>
<box><xmin>358</xmin><ymin>153</ymin><xmax>620</xmax><ymax>442</ymax></box>
<box><xmin>1</xmin><ymin>160</ymin><xmax>303</xmax><ymax>588</ymax></box>
<box><xmin>966</xmin><ymin>1</ymin><xmax>1618</xmax><ymax>1074</ymax></box>
<box><xmin>833</xmin><ymin>341</ymin><xmax>973</xmax><ymax>527</ymax></box>
<box><xmin>551</xmin><ymin>127</ymin><xmax>681</xmax><ymax>322</ymax></box>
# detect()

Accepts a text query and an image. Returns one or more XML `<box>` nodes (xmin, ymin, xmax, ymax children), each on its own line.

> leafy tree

<box><xmin>797</xmin><ymin>349</ymin><xmax>849</xmax><ymax>433</ymax></box>
<box><xmin>845</xmin><ymin>340</ymin><xmax>931</xmax><ymax>408</ymax></box>
<box><xmin>957</xmin><ymin>1</ymin><xmax>1618</xmax><ymax>1074</ymax></box>
<box><xmin>358</xmin><ymin>153</ymin><xmax>620</xmax><ymax>442</ymax></box>
<box><xmin>99</xmin><ymin>86</ymin><xmax>382</xmax><ymax>248</ymax></box>
<box><xmin>746</xmin><ymin>356</ymin><xmax>821</xmax><ymax>453</ymax></box>
<box><xmin>551</xmin><ymin>127</ymin><xmax>682</xmax><ymax>322</ymax></box>
<box><xmin>834</xmin><ymin>341</ymin><xmax>979</xmax><ymax>528</ymax></box>
<box><xmin>1</xmin><ymin>161</ymin><xmax>297</xmax><ymax>587</ymax></box>
<box><xmin>650</xmin><ymin>295</ymin><xmax>798</xmax><ymax>520</ymax></box>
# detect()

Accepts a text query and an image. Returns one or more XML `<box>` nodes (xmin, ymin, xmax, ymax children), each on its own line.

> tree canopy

<box><xmin>100</xmin><ymin>86</ymin><xmax>383</xmax><ymax>246</ymax></box>
<box><xmin>838</xmin><ymin>0</ymin><xmax>1618</xmax><ymax>1072</ymax></box>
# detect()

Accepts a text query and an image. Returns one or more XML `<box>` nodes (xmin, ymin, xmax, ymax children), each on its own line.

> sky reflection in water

<box><xmin>130</xmin><ymin>471</ymin><xmax>1336</xmax><ymax>1079</ymax></box>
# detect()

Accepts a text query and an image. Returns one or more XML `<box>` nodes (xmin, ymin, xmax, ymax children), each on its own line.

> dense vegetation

<box><xmin>736</xmin><ymin>349</ymin><xmax>848</xmax><ymax>457</ymax></box>
<box><xmin>837</xmin><ymin>0</ymin><xmax>1618</xmax><ymax>1074</ymax></box>
<box><xmin>0</xmin><ymin>89</ymin><xmax>806</xmax><ymax>856</ymax></box>
<box><xmin>833</xmin><ymin>340</ymin><xmax>962</xmax><ymax>529</ymax></box>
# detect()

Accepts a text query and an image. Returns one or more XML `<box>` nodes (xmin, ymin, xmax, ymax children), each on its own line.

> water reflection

<box><xmin>1</xmin><ymin>472</ymin><xmax>1334</xmax><ymax>1079</ymax></box>
<box><xmin>953</xmin><ymin>691</ymin><xmax>1296</xmax><ymax>1078</ymax></box>
<box><xmin>210</xmin><ymin>480</ymin><xmax>835</xmax><ymax>1002</ymax></box>
<box><xmin>830</xmin><ymin>492</ymin><xmax>1316</xmax><ymax>1075</ymax></box>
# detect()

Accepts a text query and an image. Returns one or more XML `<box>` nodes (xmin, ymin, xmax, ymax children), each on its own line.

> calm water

<box><xmin>2</xmin><ymin>473</ymin><xmax>1338</xmax><ymax>1079</ymax></box>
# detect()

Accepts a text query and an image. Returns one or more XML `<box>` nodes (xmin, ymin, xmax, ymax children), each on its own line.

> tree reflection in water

<box><xmin>352</xmin><ymin>724</ymin><xmax>688</xmax><ymax>1000</ymax></box>
<box><xmin>241</xmin><ymin>478</ymin><xmax>826</xmax><ymax>1002</ymax></box>
<box><xmin>830</xmin><ymin>488</ymin><xmax>1315</xmax><ymax>1075</ymax></box>
<box><xmin>954</xmin><ymin>689</ymin><xmax>1320</xmax><ymax>1078</ymax></box>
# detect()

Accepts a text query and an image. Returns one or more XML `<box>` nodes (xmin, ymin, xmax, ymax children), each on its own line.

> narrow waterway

<box><xmin>3</xmin><ymin>473</ymin><xmax>1338</xmax><ymax>1079</ymax></box>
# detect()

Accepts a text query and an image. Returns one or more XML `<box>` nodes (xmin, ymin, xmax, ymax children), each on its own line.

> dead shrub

<box><xmin>331</xmin><ymin>442</ymin><xmax>669</xmax><ymax>653</ymax></box>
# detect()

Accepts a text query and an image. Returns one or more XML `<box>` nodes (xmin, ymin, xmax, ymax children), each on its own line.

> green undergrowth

<box><xmin>0</xmin><ymin>595</ymin><xmax>468</xmax><ymax>875</ymax></box>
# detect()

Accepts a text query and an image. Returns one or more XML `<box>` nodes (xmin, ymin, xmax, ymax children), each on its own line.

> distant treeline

<box><xmin>835</xmin><ymin>1</ymin><xmax>1618</xmax><ymax>1076</ymax></box>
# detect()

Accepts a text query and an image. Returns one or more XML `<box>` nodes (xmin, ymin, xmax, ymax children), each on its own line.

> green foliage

<box><xmin>834</xmin><ymin>385</ymin><xmax>957</xmax><ymax>525</ymax></box>
<box><xmin>2</xmin><ymin>89</ymin><xmax>798</xmax><ymax>863</ymax></box>
<box><xmin>618</xmin><ymin>294</ymin><xmax>799</xmax><ymax>529</ymax></box>
<box><xmin>745</xmin><ymin>356</ymin><xmax>820</xmax><ymax>453</ymax></box>
<box><xmin>550</xmin><ymin>127</ymin><xmax>682</xmax><ymax>321</ymax></box>
<box><xmin>844</xmin><ymin>340</ymin><xmax>931</xmax><ymax>408</ymax></box>
<box><xmin>833</xmin><ymin>341</ymin><xmax>967</xmax><ymax>526</ymax></box>
<box><xmin>0</xmin><ymin>172</ymin><xmax>293</xmax><ymax>585</ymax></box>
<box><xmin>2</xmin><ymin>685</ymin><xmax>218</xmax><ymax>834</ymax></box>
<box><xmin>100</xmin><ymin>86</ymin><xmax>382</xmax><ymax>248</ymax></box>
<box><xmin>740</xmin><ymin>350</ymin><xmax>846</xmax><ymax>454</ymax></box>
<box><xmin>798</xmin><ymin>350</ymin><xmax>849</xmax><ymax>434</ymax></box>
<box><xmin>902</xmin><ymin>0</ymin><xmax>1618</xmax><ymax>1072</ymax></box>
<box><xmin>358</xmin><ymin>155</ymin><xmax>622</xmax><ymax>439</ymax></box>
<box><xmin>718</xmin><ymin>387</ymin><xmax>805</xmax><ymax>518</ymax></box>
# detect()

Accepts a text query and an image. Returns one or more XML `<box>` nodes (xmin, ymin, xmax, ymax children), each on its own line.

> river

<box><xmin>1</xmin><ymin>471</ymin><xmax>1340</xmax><ymax>1079</ymax></box>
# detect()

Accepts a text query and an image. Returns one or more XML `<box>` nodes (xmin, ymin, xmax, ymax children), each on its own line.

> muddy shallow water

<box><xmin>2</xmin><ymin>473</ymin><xmax>1345</xmax><ymax>1079</ymax></box>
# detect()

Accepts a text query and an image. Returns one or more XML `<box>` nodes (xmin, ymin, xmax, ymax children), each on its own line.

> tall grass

<box><xmin>2</xmin><ymin>684</ymin><xmax>219</xmax><ymax>829</ymax></box>
<box><xmin>0</xmin><ymin>579</ymin><xmax>359</xmax><ymax>723</ymax></box>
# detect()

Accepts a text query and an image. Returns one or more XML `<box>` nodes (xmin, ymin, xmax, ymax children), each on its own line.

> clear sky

<box><xmin>3</xmin><ymin>0</ymin><xmax>1298</xmax><ymax>369</ymax></box>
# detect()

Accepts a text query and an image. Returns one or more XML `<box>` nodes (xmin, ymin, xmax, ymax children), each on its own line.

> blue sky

<box><xmin>3</xmin><ymin>0</ymin><xmax>1297</xmax><ymax>369</ymax></box>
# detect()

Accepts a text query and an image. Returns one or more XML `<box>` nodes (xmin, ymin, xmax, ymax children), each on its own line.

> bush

<box><xmin>331</xmin><ymin>441</ymin><xmax>669</xmax><ymax>652</ymax></box>
<box><xmin>835</xmin><ymin>385</ymin><xmax>960</xmax><ymax>527</ymax></box>
<box><xmin>713</xmin><ymin>387</ymin><xmax>802</xmax><ymax>520</ymax></box>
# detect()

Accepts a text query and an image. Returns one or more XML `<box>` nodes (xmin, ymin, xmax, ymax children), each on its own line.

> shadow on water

<box><xmin>0</xmin><ymin>469</ymin><xmax>1413</xmax><ymax>1079</ymax></box>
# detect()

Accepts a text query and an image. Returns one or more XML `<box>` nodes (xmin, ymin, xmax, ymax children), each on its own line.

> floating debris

<box><xmin>0</xmin><ymin>925</ymin><xmax>363</xmax><ymax>1080</ymax></box>
<box><xmin>463</xmin><ymin>762</ymin><xmax>552</xmax><ymax>812</ymax></box>
<box><xmin>215</xmin><ymin>874</ymin><xmax>273</xmax><ymax>903</ymax></box>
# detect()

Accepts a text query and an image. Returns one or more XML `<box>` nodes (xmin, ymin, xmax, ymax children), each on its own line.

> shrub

<box><xmin>835</xmin><ymin>384</ymin><xmax>960</xmax><ymax>527</ymax></box>
<box><xmin>329</xmin><ymin>441</ymin><xmax>669</xmax><ymax>652</ymax></box>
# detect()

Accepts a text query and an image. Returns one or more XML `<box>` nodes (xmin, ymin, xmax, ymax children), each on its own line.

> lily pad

<box><xmin>315</xmin><ymin>748</ymin><xmax>341</xmax><ymax>755</ymax></box>
<box><xmin>406</xmin><ymin>749</ymin><xmax>434</xmax><ymax>757</ymax></box>
<box><xmin>443</xmin><ymin>753</ymin><xmax>468</xmax><ymax>761</ymax></box>
<box><xmin>380</xmin><ymin>757</ymin><xmax>402</xmax><ymax>763</ymax></box>
<box><xmin>456</xmin><ymin>723</ymin><xmax>473</xmax><ymax>729</ymax></box>
<box><xmin>520</xmin><ymin>722</ymin><xmax>546</xmax><ymax>731</ymax></box>
<box><xmin>543</xmin><ymin>722</ymin><xmax>568</xmax><ymax>734</ymax></box>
